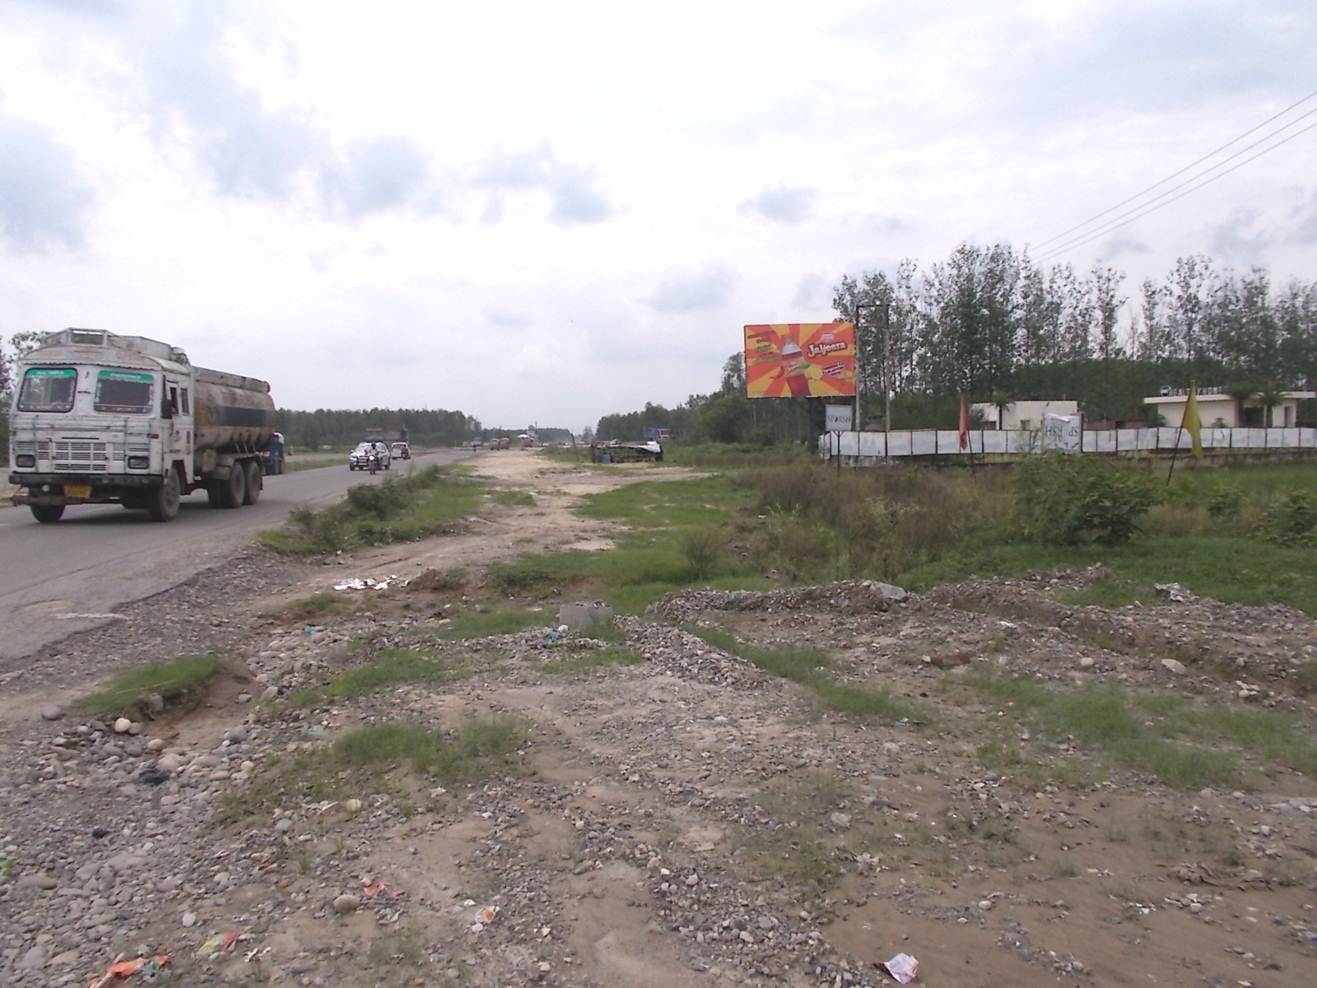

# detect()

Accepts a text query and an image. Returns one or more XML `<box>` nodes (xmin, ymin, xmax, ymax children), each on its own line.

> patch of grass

<box><xmin>663</xmin><ymin>443</ymin><xmax>811</xmax><ymax>469</ymax></box>
<box><xmin>487</xmin><ymin>475</ymin><xmax>774</xmax><ymax>610</ymax></box>
<box><xmin>487</xmin><ymin>552</ymin><xmax>594</xmax><ymax>597</ymax></box>
<box><xmin>334</xmin><ymin>717</ymin><xmax>525</xmax><ymax>781</ymax></box>
<box><xmin>366</xmin><ymin>929</ymin><xmax>427</xmax><ymax>986</ymax></box>
<box><xmin>540</xmin><ymin>647</ymin><xmax>645</xmax><ymax>674</ymax></box>
<box><xmin>905</xmin><ymin>535</ymin><xmax>1317</xmax><ymax>617</ymax></box>
<box><xmin>434</xmin><ymin>608</ymin><xmax>556</xmax><ymax>640</ymax></box>
<box><xmin>271</xmin><ymin>592</ymin><xmax>354</xmax><ymax>623</ymax></box>
<box><xmin>963</xmin><ymin>671</ymin><xmax>1317</xmax><ymax>787</ymax></box>
<box><xmin>1059</xmin><ymin>575</ymin><xmax>1158</xmax><ymax>608</ymax></box>
<box><xmin>73</xmin><ymin>654</ymin><xmax>224</xmax><ymax>720</ymax></box>
<box><xmin>688</xmin><ymin>625</ymin><xmax>925</xmax><ymax>724</ymax></box>
<box><xmin>491</xmin><ymin>489</ymin><xmax>536</xmax><ymax>508</ymax></box>
<box><xmin>281</xmin><ymin>452</ymin><xmax>350</xmax><ymax>473</ymax></box>
<box><xmin>291</xmin><ymin>648</ymin><xmax>480</xmax><ymax>704</ymax></box>
<box><xmin>224</xmin><ymin>715</ymin><xmax>527</xmax><ymax>821</ymax></box>
<box><xmin>739</xmin><ymin>828</ymin><xmax>840</xmax><ymax>901</ymax></box>
<box><xmin>260</xmin><ymin>466</ymin><xmax>484</xmax><ymax>555</ymax></box>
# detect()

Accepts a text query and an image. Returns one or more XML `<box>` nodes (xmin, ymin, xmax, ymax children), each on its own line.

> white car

<box><xmin>348</xmin><ymin>442</ymin><xmax>390</xmax><ymax>471</ymax></box>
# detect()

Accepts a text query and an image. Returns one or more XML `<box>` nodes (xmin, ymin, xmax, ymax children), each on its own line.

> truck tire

<box><xmin>219</xmin><ymin>463</ymin><xmax>246</xmax><ymax>509</ymax></box>
<box><xmin>31</xmin><ymin>504</ymin><xmax>65</xmax><ymax>523</ymax></box>
<box><xmin>147</xmin><ymin>469</ymin><xmax>181</xmax><ymax>522</ymax></box>
<box><xmin>243</xmin><ymin>460</ymin><xmax>262</xmax><ymax>505</ymax></box>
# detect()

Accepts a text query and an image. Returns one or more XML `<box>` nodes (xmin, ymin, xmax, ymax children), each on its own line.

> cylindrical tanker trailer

<box><xmin>7</xmin><ymin>328</ymin><xmax>278</xmax><ymax>523</ymax></box>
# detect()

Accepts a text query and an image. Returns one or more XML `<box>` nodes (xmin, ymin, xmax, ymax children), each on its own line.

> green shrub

<box><xmin>681</xmin><ymin>526</ymin><xmax>724</xmax><ymax>580</ymax></box>
<box><xmin>1207</xmin><ymin>487</ymin><xmax>1242</xmax><ymax>520</ymax></box>
<box><xmin>1014</xmin><ymin>456</ymin><xmax>1156</xmax><ymax>545</ymax></box>
<box><xmin>346</xmin><ymin>481</ymin><xmax>408</xmax><ymax>518</ymax></box>
<box><xmin>1263</xmin><ymin>492</ymin><xmax>1317</xmax><ymax>546</ymax></box>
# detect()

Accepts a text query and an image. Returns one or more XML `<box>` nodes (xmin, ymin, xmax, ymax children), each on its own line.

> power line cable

<box><xmin>1034</xmin><ymin>87</ymin><xmax>1317</xmax><ymax>250</ymax></box>
<box><xmin>1034</xmin><ymin>118</ymin><xmax>1317</xmax><ymax>263</ymax></box>
<box><xmin>1036</xmin><ymin>104</ymin><xmax>1317</xmax><ymax>260</ymax></box>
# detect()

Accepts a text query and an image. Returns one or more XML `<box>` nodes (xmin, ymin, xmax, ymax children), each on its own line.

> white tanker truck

<box><xmin>7</xmin><ymin>328</ymin><xmax>277</xmax><ymax>523</ymax></box>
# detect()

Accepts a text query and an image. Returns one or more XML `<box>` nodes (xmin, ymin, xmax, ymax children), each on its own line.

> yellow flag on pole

<box><xmin>1182</xmin><ymin>382</ymin><xmax>1203</xmax><ymax>459</ymax></box>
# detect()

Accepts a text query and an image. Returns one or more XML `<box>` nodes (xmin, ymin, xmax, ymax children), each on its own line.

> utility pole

<box><xmin>854</xmin><ymin>302</ymin><xmax>872</xmax><ymax>433</ymax></box>
<box><xmin>883</xmin><ymin>301</ymin><xmax>892</xmax><ymax>436</ymax></box>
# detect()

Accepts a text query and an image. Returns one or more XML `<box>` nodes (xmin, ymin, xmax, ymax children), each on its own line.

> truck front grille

<box><xmin>53</xmin><ymin>439</ymin><xmax>110</xmax><ymax>472</ymax></box>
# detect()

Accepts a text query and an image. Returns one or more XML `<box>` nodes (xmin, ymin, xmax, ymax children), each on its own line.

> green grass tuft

<box><xmin>434</xmin><ymin>608</ymin><xmax>556</xmax><ymax>640</ymax></box>
<box><xmin>291</xmin><ymin>648</ymin><xmax>480</xmax><ymax>704</ymax></box>
<box><xmin>223</xmin><ymin>715</ymin><xmax>527</xmax><ymax>821</ymax></box>
<box><xmin>540</xmin><ymin>647</ymin><xmax>645</xmax><ymax>674</ymax></box>
<box><xmin>73</xmin><ymin>654</ymin><xmax>224</xmax><ymax>720</ymax></box>
<box><xmin>688</xmin><ymin>625</ymin><xmax>924</xmax><ymax>724</ymax></box>
<box><xmin>963</xmin><ymin>671</ymin><xmax>1317</xmax><ymax>787</ymax></box>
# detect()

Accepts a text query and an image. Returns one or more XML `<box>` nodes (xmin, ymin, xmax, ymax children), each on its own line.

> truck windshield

<box><xmin>17</xmin><ymin>367</ymin><xmax>77</xmax><ymax>412</ymax></box>
<box><xmin>94</xmin><ymin>369</ymin><xmax>155</xmax><ymax>414</ymax></box>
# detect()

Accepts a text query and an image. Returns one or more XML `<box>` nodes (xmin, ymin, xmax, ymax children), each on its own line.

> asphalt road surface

<box><xmin>0</xmin><ymin>449</ymin><xmax>472</xmax><ymax>662</ymax></box>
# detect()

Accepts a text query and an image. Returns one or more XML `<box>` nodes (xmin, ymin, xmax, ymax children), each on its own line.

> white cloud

<box><xmin>0</xmin><ymin>113</ymin><xmax>92</xmax><ymax>251</ymax></box>
<box><xmin>0</xmin><ymin>0</ymin><xmax>1314</xmax><ymax>428</ymax></box>
<box><xmin>739</xmin><ymin>185</ymin><xmax>816</xmax><ymax>224</ymax></box>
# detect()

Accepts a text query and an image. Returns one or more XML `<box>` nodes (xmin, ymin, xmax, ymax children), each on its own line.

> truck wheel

<box><xmin>147</xmin><ymin>470</ymin><xmax>181</xmax><ymax>522</ymax></box>
<box><xmin>220</xmin><ymin>463</ymin><xmax>246</xmax><ymax>508</ymax></box>
<box><xmin>243</xmin><ymin>460</ymin><xmax>262</xmax><ymax>505</ymax></box>
<box><xmin>30</xmin><ymin>504</ymin><xmax>65</xmax><ymax>524</ymax></box>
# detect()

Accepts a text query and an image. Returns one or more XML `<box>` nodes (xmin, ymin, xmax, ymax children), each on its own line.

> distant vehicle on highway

<box><xmin>390</xmin><ymin>441</ymin><xmax>411</xmax><ymax>460</ymax></box>
<box><xmin>348</xmin><ymin>441</ymin><xmax>390</xmax><ymax>471</ymax></box>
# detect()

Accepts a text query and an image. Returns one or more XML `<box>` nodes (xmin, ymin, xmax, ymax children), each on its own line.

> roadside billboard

<box><xmin>744</xmin><ymin>323</ymin><xmax>856</xmax><ymax>399</ymax></box>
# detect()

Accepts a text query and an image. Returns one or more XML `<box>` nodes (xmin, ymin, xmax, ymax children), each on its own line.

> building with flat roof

<box><xmin>1143</xmin><ymin>388</ymin><xmax>1314</xmax><ymax>428</ymax></box>
<box><xmin>970</xmin><ymin>399</ymin><xmax>1078</xmax><ymax>431</ymax></box>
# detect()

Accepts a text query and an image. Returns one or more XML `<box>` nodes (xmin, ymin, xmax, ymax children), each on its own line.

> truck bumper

<box><xmin>9</xmin><ymin>473</ymin><xmax>158</xmax><ymax>506</ymax></box>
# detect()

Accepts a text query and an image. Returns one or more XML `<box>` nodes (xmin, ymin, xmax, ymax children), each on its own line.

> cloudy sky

<box><xmin>2</xmin><ymin>1</ymin><xmax>1314</xmax><ymax>430</ymax></box>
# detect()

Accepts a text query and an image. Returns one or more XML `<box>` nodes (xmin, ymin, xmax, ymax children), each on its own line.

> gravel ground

<box><xmin>1</xmin><ymin>463</ymin><xmax>1314</xmax><ymax>987</ymax></box>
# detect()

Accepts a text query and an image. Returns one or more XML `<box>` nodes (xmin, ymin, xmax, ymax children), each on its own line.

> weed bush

<box><xmin>1207</xmin><ymin>487</ymin><xmax>1243</xmax><ymax>520</ymax></box>
<box><xmin>1014</xmin><ymin>456</ymin><xmax>1156</xmax><ymax>545</ymax></box>
<box><xmin>681</xmin><ymin>527</ymin><xmax>724</xmax><ymax>580</ymax></box>
<box><xmin>1263</xmin><ymin>491</ymin><xmax>1317</xmax><ymax>546</ymax></box>
<box><xmin>261</xmin><ymin>466</ymin><xmax>483</xmax><ymax>555</ymax></box>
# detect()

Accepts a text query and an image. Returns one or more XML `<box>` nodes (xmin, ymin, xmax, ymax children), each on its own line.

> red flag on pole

<box><xmin>958</xmin><ymin>394</ymin><xmax>969</xmax><ymax>450</ymax></box>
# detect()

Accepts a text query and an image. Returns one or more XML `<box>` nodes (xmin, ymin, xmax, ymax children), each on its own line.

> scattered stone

<box><xmin>1161</xmin><ymin>658</ymin><xmax>1187</xmax><ymax>676</ymax></box>
<box><xmin>40</xmin><ymin>704</ymin><xmax>63</xmax><ymax>721</ymax></box>
<box><xmin>113</xmin><ymin>717</ymin><xmax>133</xmax><ymax>734</ymax></box>
<box><xmin>333</xmin><ymin>894</ymin><xmax>361</xmax><ymax>914</ymax></box>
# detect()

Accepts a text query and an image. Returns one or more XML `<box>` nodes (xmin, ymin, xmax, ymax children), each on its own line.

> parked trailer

<box><xmin>8</xmin><ymin>328</ymin><xmax>276</xmax><ymax>523</ymax></box>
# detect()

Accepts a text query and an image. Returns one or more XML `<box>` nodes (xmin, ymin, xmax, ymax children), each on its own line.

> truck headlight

<box><xmin>128</xmin><ymin>456</ymin><xmax>149</xmax><ymax>469</ymax></box>
<box><xmin>15</xmin><ymin>454</ymin><xmax>35</xmax><ymax>468</ymax></box>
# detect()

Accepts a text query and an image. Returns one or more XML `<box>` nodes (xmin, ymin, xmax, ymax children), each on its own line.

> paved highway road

<box><xmin>0</xmin><ymin>449</ymin><xmax>472</xmax><ymax>662</ymax></box>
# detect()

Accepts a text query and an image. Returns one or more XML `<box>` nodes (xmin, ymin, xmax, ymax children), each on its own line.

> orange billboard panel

<box><xmin>744</xmin><ymin>322</ymin><xmax>856</xmax><ymax>399</ymax></box>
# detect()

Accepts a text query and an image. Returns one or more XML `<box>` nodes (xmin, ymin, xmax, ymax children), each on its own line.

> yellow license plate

<box><xmin>64</xmin><ymin>484</ymin><xmax>92</xmax><ymax>498</ymax></box>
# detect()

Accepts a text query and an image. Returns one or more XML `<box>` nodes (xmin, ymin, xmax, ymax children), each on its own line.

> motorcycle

<box><xmin>367</xmin><ymin>451</ymin><xmax>378</xmax><ymax>475</ymax></box>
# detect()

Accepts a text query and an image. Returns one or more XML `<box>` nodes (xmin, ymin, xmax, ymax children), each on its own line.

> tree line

<box><xmin>595</xmin><ymin>246</ymin><xmax>1316</xmax><ymax>443</ymax></box>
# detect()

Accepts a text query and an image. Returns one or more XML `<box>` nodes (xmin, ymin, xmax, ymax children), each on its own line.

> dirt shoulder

<box><xmin>1</xmin><ymin>451</ymin><xmax>1314</xmax><ymax>988</ymax></box>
